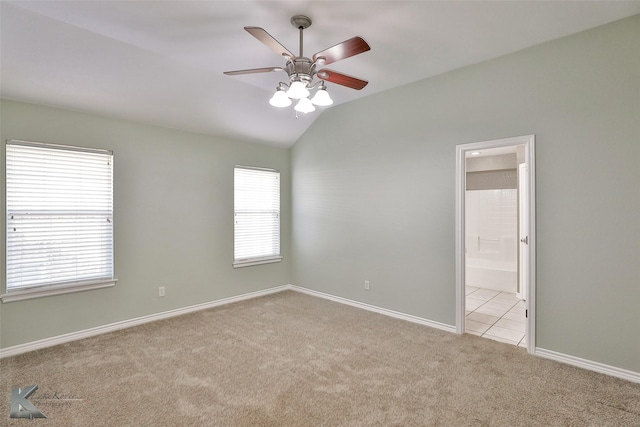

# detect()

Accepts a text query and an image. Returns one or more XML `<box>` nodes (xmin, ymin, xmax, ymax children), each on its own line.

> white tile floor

<box><xmin>465</xmin><ymin>287</ymin><xmax>527</xmax><ymax>347</ymax></box>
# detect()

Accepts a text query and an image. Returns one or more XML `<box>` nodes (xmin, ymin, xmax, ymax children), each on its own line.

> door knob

<box><xmin>520</xmin><ymin>236</ymin><xmax>528</xmax><ymax>244</ymax></box>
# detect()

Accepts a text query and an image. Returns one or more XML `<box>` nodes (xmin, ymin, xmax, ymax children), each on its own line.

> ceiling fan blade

<box><xmin>224</xmin><ymin>67</ymin><xmax>283</xmax><ymax>76</ymax></box>
<box><xmin>245</xmin><ymin>26</ymin><xmax>295</xmax><ymax>59</ymax></box>
<box><xmin>313</xmin><ymin>37</ymin><xmax>370</xmax><ymax>65</ymax></box>
<box><xmin>317</xmin><ymin>69</ymin><xmax>368</xmax><ymax>90</ymax></box>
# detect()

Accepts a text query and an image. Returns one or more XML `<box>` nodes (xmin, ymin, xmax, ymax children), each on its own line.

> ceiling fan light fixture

<box><xmin>269</xmin><ymin>87</ymin><xmax>292</xmax><ymax>107</ymax></box>
<box><xmin>287</xmin><ymin>80</ymin><xmax>310</xmax><ymax>99</ymax></box>
<box><xmin>311</xmin><ymin>86</ymin><xmax>333</xmax><ymax>106</ymax></box>
<box><xmin>294</xmin><ymin>97</ymin><xmax>315</xmax><ymax>114</ymax></box>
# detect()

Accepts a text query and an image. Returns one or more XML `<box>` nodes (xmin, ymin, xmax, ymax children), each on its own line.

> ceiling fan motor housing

<box><xmin>285</xmin><ymin>58</ymin><xmax>315</xmax><ymax>83</ymax></box>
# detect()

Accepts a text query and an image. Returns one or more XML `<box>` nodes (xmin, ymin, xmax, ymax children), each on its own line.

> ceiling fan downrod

<box><xmin>290</xmin><ymin>15</ymin><xmax>311</xmax><ymax>58</ymax></box>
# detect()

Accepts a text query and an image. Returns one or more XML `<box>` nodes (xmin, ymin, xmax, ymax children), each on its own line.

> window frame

<box><xmin>233</xmin><ymin>165</ymin><xmax>282</xmax><ymax>268</ymax></box>
<box><xmin>2</xmin><ymin>140</ymin><xmax>117</xmax><ymax>302</ymax></box>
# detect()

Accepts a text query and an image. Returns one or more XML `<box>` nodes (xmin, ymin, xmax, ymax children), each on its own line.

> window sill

<box><xmin>1</xmin><ymin>279</ymin><xmax>118</xmax><ymax>303</ymax></box>
<box><xmin>233</xmin><ymin>256</ymin><xmax>283</xmax><ymax>269</ymax></box>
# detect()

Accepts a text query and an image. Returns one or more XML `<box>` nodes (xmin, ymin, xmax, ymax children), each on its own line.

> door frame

<box><xmin>455</xmin><ymin>135</ymin><xmax>536</xmax><ymax>353</ymax></box>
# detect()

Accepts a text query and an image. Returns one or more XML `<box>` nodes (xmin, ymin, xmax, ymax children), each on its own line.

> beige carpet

<box><xmin>1</xmin><ymin>290</ymin><xmax>639</xmax><ymax>426</ymax></box>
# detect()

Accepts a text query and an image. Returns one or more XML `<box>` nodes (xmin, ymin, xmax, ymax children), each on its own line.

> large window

<box><xmin>233</xmin><ymin>166</ymin><xmax>281</xmax><ymax>267</ymax></box>
<box><xmin>3</xmin><ymin>140</ymin><xmax>116</xmax><ymax>301</ymax></box>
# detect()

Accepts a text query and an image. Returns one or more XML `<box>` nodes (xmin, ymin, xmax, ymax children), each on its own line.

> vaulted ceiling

<box><xmin>2</xmin><ymin>1</ymin><xmax>639</xmax><ymax>148</ymax></box>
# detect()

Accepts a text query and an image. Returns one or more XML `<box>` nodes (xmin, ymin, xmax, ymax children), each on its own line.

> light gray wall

<box><xmin>291</xmin><ymin>15</ymin><xmax>639</xmax><ymax>372</ymax></box>
<box><xmin>0</xmin><ymin>99</ymin><xmax>291</xmax><ymax>349</ymax></box>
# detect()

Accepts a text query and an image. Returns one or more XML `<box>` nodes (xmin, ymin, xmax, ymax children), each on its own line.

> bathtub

<box><xmin>465</xmin><ymin>257</ymin><xmax>517</xmax><ymax>293</ymax></box>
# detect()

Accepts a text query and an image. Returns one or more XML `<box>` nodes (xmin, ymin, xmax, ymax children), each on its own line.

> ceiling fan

<box><xmin>224</xmin><ymin>15</ymin><xmax>371</xmax><ymax>114</ymax></box>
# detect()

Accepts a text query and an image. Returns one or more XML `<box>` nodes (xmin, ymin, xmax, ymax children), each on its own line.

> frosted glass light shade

<box><xmin>269</xmin><ymin>89</ymin><xmax>292</xmax><ymax>107</ymax></box>
<box><xmin>311</xmin><ymin>88</ymin><xmax>333</xmax><ymax>106</ymax></box>
<box><xmin>286</xmin><ymin>80</ymin><xmax>310</xmax><ymax>99</ymax></box>
<box><xmin>294</xmin><ymin>97</ymin><xmax>315</xmax><ymax>114</ymax></box>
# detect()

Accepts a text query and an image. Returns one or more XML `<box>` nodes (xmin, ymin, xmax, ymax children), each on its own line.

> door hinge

<box><xmin>525</xmin><ymin>309</ymin><xmax>528</xmax><ymax>318</ymax></box>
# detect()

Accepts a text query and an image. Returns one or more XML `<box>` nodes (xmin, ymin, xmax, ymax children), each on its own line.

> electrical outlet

<box><xmin>159</xmin><ymin>286</ymin><xmax>166</xmax><ymax>297</ymax></box>
<box><xmin>364</xmin><ymin>280</ymin><xmax>370</xmax><ymax>291</ymax></box>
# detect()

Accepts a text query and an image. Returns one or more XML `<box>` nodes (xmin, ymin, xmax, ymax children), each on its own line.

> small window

<box><xmin>233</xmin><ymin>166</ymin><xmax>281</xmax><ymax>267</ymax></box>
<box><xmin>3</xmin><ymin>140</ymin><xmax>116</xmax><ymax>301</ymax></box>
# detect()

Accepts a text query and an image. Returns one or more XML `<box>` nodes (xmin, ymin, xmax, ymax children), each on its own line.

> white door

<box><xmin>518</xmin><ymin>162</ymin><xmax>529</xmax><ymax>302</ymax></box>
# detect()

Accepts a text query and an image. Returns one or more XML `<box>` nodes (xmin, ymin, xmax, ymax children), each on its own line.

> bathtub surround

<box><xmin>465</xmin><ymin>186</ymin><xmax>519</xmax><ymax>293</ymax></box>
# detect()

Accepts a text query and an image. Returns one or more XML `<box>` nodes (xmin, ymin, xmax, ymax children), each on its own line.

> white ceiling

<box><xmin>2</xmin><ymin>1</ymin><xmax>639</xmax><ymax>148</ymax></box>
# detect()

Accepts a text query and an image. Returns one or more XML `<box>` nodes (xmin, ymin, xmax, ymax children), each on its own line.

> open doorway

<box><xmin>455</xmin><ymin>135</ymin><xmax>536</xmax><ymax>353</ymax></box>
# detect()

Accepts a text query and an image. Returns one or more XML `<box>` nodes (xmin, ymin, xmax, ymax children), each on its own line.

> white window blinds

<box><xmin>6</xmin><ymin>140</ymin><xmax>114</xmax><ymax>291</ymax></box>
<box><xmin>234</xmin><ymin>166</ymin><xmax>281</xmax><ymax>266</ymax></box>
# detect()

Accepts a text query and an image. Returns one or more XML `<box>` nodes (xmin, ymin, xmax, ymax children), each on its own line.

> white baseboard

<box><xmin>0</xmin><ymin>285</ymin><xmax>290</xmax><ymax>359</ymax></box>
<box><xmin>0</xmin><ymin>284</ymin><xmax>455</xmax><ymax>358</ymax></box>
<box><xmin>289</xmin><ymin>285</ymin><xmax>457</xmax><ymax>334</ymax></box>
<box><xmin>289</xmin><ymin>286</ymin><xmax>640</xmax><ymax>384</ymax></box>
<box><xmin>3</xmin><ymin>283</ymin><xmax>638</xmax><ymax>385</ymax></box>
<box><xmin>534</xmin><ymin>347</ymin><xmax>640</xmax><ymax>384</ymax></box>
